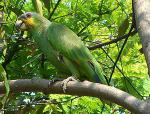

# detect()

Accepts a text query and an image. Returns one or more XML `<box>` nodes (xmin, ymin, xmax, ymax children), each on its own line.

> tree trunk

<box><xmin>133</xmin><ymin>0</ymin><xmax>150</xmax><ymax>76</ymax></box>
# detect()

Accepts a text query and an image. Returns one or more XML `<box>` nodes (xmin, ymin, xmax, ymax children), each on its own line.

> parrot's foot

<box><xmin>48</xmin><ymin>78</ymin><xmax>63</xmax><ymax>88</ymax></box>
<box><xmin>61</xmin><ymin>76</ymin><xmax>77</xmax><ymax>93</ymax></box>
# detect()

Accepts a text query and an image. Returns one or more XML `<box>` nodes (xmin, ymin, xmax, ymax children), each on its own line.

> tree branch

<box><xmin>48</xmin><ymin>0</ymin><xmax>61</xmax><ymax>20</ymax></box>
<box><xmin>2</xmin><ymin>33</ymin><xmax>24</xmax><ymax>69</ymax></box>
<box><xmin>0</xmin><ymin>79</ymin><xmax>150</xmax><ymax>114</ymax></box>
<box><xmin>101</xmin><ymin>47</ymin><xmax>143</xmax><ymax>97</ymax></box>
<box><xmin>51</xmin><ymin>12</ymin><xmax>73</xmax><ymax>21</ymax></box>
<box><xmin>88</xmin><ymin>30</ymin><xmax>137</xmax><ymax>50</ymax></box>
<box><xmin>108</xmin><ymin>25</ymin><xmax>134</xmax><ymax>83</ymax></box>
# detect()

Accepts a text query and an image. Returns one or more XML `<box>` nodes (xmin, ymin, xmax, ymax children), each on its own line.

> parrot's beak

<box><xmin>15</xmin><ymin>14</ymin><xmax>28</xmax><ymax>30</ymax></box>
<box><xmin>16</xmin><ymin>13</ymin><xmax>34</xmax><ymax>30</ymax></box>
<box><xmin>15</xmin><ymin>20</ymin><xmax>27</xmax><ymax>30</ymax></box>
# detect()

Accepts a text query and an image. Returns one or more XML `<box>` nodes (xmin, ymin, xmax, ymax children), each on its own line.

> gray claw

<box><xmin>61</xmin><ymin>76</ymin><xmax>77</xmax><ymax>93</ymax></box>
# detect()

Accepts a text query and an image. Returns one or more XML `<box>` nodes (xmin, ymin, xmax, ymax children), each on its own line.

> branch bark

<box><xmin>0</xmin><ymin>79</ymin><xmax>150</xmax><ymax>114</ymax></box>
<box><xmin>133</xmin><ymin>0</ymin><xmax>150</xmax><ymax>76</ymax></box>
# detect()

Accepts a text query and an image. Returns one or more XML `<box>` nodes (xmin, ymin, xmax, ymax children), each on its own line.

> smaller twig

<box><xmin>2</xmin><ymin>33</ymin><xmax>25</xmax><ymax>69</ymax></box>
<box><xmin>22</xmin><ymin>53</ymin><xmax>42</xmax><ymax>68</ymax></box>
<box><xmin>108</xmin><ymin>26</ymin><xmax>134</xmax><ymax>83</ymax></box>
<box><xmin>101</xmin><ymin>47</ymin><xmax>143</xmax><ymax>98</ymax></box>
<box><xmin>88</xmin><ymin>30</ymin><xmax>137</xmax><ymax>50</ymax></box>
<box><xmin>48</xmin><ymin>0</ymin><xmax>61</xmax><ymax>20</ymax></box>
<box><xmin>77</xmin><ymin>18</ymin><xmax>96</xmax><ymax>36</ymax></box>
<box><xmin>51</xmin><ymin>12</ymin><xmax>73</xmax><ymax>20</ymax></box>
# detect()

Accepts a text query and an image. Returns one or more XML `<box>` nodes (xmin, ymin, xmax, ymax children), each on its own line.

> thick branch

<box><xmin>133</xmin><ymin>0</ymin><xmax>150</xmax><ymax>76</ymax></box>
<box><xmin>0</xmin><ymin>79</ymin><xmax>150</xmax><ymax>114</ymax></box>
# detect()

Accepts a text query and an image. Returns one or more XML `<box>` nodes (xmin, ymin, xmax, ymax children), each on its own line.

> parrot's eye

<box><xmin>26</xmin><ymin>13</ymin><xmax>32</xmax><ymax>18</ymax></box>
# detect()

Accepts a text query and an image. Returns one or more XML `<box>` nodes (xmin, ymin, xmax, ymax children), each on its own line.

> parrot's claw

<box><xmin>48</xmin><ymin>78</ymin><xmax>62</xmax><ymax>88</ymax></box>
<box><xmin>61</xmin><ymin>76</ymin><xmax>77</xmax><ymax>93</ymax></box>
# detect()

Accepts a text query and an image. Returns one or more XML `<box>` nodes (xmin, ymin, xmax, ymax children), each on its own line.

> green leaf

<box><xmin>8</xmin><ymin>6</ymin><xmax>23</xmax><ymax>16</ymax></box>
<box><xmin>143</xmin><ymin>76</ymin><xmax>150</xmax><ymax>96</ymax></box>
<box><xmin>0</xmin><ymin>64</ymin><xmax>9</xmax><ymax>107</ymax></box>
<box><xmin>118</xmin><ymin>17</ymin><xmax>129</xmax><ymax>36</ymax></box>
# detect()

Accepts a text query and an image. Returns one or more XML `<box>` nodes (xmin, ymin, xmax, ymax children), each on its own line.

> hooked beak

<box><xmin>15</xmin><ymin>14</ymin><xmax>28</xmax><ymax>30</ymax></box>
<box><xmin>15</xmin><ymin>12</ymin><xmax>34</xmax><ymax>30</ymax></box>
<box><xmin>15</xmin><ymin>20</ymin><xmax>27</xmax><ymax>30</ymax></box>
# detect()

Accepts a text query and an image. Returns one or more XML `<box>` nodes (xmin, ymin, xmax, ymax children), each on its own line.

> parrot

<box><xmin>15</xmin><ymin>12</ymin><xmax>108</xmax><ymax>91</ymax></box>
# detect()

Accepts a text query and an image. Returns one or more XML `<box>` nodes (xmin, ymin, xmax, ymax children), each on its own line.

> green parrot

<box><xmin>15</xmin><ymin>12</ymin><xmax>108</xmax><ymax>89</ymax></box>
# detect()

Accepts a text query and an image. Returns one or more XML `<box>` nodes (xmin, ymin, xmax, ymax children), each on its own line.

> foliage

<box><xmin>0</xmin><ymin>0</ymin><xmax>149</xmax><ymax>113</ymax></box>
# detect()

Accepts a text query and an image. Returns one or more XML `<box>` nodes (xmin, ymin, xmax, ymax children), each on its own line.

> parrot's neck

<box><xmin>30</xmin><ymin>20</ymin><xmax>51</xmax><ymax>36</ymax></box>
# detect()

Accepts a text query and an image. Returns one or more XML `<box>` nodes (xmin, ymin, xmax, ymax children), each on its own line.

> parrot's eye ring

<box><xmin>26</xmin><ymin>13</ymin><xmax>32</xmax><ymax>18</ymax></box>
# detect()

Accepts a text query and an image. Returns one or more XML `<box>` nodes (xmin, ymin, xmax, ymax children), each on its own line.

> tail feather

<box><xmin>88</xmin><ymin>60</ymin><xmax>108</xmax><ymax>84</ymax></box>
<box><xmin>88</xmin><ymin>61</ymin><xmax>102</xmax><ymax>83</ymax></box>
<box><xmin>94</xmin><ymin>73</ymin><xmax>102</xmax><ymax>83</ymax></box>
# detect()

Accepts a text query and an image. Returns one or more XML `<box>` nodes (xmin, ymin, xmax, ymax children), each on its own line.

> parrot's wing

<box><xmin>47</xmin><ymin>23</ymin><xmax>107</xmax><ymax>84</ymax></box>
<box><xmin>47</xmin><ymin>23</ymin><xmax>92</xmax><ymax>61</ymax></box>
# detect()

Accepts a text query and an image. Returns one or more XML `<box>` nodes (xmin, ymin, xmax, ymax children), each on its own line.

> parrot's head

<box><xmin>15</xmin><ymin>12</ymin><xmax>49</xmax><ymax>31</ymax></box>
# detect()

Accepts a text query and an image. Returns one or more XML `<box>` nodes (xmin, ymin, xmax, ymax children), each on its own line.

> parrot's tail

<box><xmin>94</xmin><ymin>71</ymin><xmax>108</xmax><ymax>84</ymax></box>
<box><xmin>93</xmin><ymin>73</ymin><xmax>102</xmax><ymax>83</ymax></box>
<box><xmin>88</xmin><ymin>60</ymin><xmax>108</xmax><ymax>85</ymax></box>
